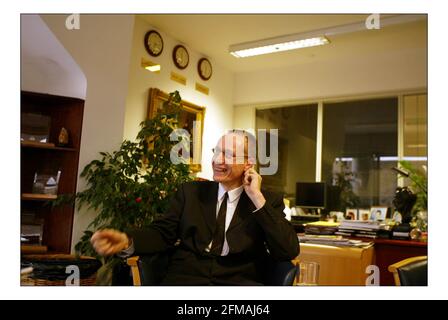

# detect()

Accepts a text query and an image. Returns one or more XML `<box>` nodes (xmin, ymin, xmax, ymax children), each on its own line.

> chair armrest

<box><xmin>388</xmin><ymin>256</ymin><xmax>427</xmax><ymax>286</ymax></box>
<box><xmin>127</xmin><ymin>256</ymin><xmax>141</xmax><ymax>286</ymax></box>
<box><xmin>126</xmin><ymin>251</ymin><xmax>172</xmax><ymax>285</ymax></box>
<box><xmin>387</xmin><ymin>256</ymin><xmax>427</xmax><ymax>273</ymax></box>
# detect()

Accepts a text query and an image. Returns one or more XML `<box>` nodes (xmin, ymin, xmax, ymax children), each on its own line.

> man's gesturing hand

<box><xmin>243</xmin><ymin>168</ymin><xmax>266</xmax><ymax>210</ymax></box>
<box><xmin>91</xmin><ymin>229</ymin><xmax>130</xmax><ymax>256</ymax></box>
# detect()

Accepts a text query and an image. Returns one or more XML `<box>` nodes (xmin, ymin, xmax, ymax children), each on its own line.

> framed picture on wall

<box><xmin>148</xmin><ymin>88</ymin><xmax>205</xmax><ymax>173</ymax></box>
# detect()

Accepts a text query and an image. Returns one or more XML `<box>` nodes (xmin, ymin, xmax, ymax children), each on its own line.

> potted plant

<box><xmin>60</xmin><ymin>91</ymin><xmax>193</xmax><ymax>284</ymax></box>
<box><xmin>393</xmin><ymin>160</ymin><xmax>427</xmax><ymax>231</ymax></box>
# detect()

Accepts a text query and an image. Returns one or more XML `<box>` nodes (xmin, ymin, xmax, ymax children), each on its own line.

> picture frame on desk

<box><xmin>359</xmin><ymin>209</ymin><xmax>371</xmax><ymax>221</ymax></box>
<box><xmin>345</xmin><ymin>208</ymin><xmax>358</xmax><ymax>220</ymax></box>
<box><xmin>329</xmin><ymin>211</ymin><xmax>344</xmax><ymax>222</ymax></box>
<box><xmin>370</xmin><ymin>206</ymin><xmax>388</xmax><ymax>222</ymax></box>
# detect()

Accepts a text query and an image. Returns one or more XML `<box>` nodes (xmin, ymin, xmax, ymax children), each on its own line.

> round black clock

<box><xmin>198</xmin><ymin>58</ymin><xmax>212</xmax><ymax>81</ymax></box>
<box><xmin>144</xmin><ymin>30</ymin><xmax>163</xmax><ymax>57</ymax></box>
<box><xmin>173</xmin><ymin>45</ymin><xmax>189</xmax><ymax>69</ymax></box>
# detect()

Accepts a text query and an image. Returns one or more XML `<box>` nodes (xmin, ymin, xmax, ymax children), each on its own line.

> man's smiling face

<box><xmin>212</xmin><ymin>133</ymin><xmax>252</xmax><ymax>189</ymax></box>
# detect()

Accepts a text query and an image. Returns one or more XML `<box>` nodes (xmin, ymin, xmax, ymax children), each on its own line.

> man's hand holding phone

<box><xmin>243</xmin><ymin>168</ymin><xmax>266</xmax><ymax>210</ymax></box>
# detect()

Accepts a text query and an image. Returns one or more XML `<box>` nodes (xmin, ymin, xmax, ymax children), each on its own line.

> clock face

<box><xmin>144</xmin><ymin>30</ymin><xmax>163</xmax><ymax>57</ymax></box>
<box><xmin>173</xmin><ymin>45</ymin><xmax>189</xmax><ymax>69</ymax></box>
<box><xmin>198</xmin><ymin>58</ymin><xmax>212</xmax><ymax>81</ymax></box>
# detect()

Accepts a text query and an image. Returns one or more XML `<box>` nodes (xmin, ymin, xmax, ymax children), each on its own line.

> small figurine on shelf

<box><xmin>393</xmin><ymin>187</ymin><xmax>417</xmax><ymax>224</ymax></box>
<box><xmin>58</xmin><ymin>127</ymin><xmax>69</xmax><ymax>147</ymax></box>
<box><xmin>391</xmin><ymin>187</ymin><xmax>417</xmax><ymax>239</ymax></box>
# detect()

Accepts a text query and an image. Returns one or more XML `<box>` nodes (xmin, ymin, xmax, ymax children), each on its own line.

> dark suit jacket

<box><xmin>127</xmin><ymin>181</ymin><xmax>300</xmax><ymax>285</ymax></box>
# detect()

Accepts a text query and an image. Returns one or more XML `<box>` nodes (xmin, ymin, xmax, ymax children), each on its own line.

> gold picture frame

<box><xmin>148</xmin><ymin>88</ymin><xmax>205</xmax><ymax>173</ymax></box>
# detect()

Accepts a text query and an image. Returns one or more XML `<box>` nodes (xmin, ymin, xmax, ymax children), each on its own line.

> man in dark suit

<box><xmin>91</xmin><ymin>130</ymin><xmax>300</xmax><ymax>285</ymax></box>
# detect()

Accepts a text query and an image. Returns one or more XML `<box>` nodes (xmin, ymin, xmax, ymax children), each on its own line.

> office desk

<box><xmin>293</xmin><ymin>243</ymin><xmax>375</xmax><ymax>286</ymax></box>
<box><xmin>293</xmin><ymin>238</ymin><xmax>428</xmax><ymax>286</ymax></box>
<box><xmin>372</xmin><ymin>238</ymin><xmax>427</xmax><ymax>286</ymax></box>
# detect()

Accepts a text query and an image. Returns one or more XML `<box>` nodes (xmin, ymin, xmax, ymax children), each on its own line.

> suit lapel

<box><xmin>227</xmin><ymin>190</ymin><xmax>256</xmax><ymax>233</ymax></box>
<box><xmin>199</xmin><ymin>181</ymin><xmax>219</xmax><ymax>234</ymax></box>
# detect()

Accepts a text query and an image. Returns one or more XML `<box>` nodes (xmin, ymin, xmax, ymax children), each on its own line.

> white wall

<box><xmin>21</xmin><ymin>15</ymin><xmax>86</xmax><ymax>99</ymax></box>
<box><xmin>233</xmin><ymin>48</ymin><xmax>427</xmax><ymax>106</ymax></box>
<box><xmin>40</xmin><ymin>14</ymin><xmax>135</xmax><ymax>252</ymax></box>
<box><xmin>124</xmin><ymin>16</ymin><xmax>234</xmax><ymax>180</ymax></box>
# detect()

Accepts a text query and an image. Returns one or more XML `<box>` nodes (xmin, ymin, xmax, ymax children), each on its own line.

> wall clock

<box><xmin>144</xmin><ymin>30</ymin><xmax>163</xmax><ymax>57</ymax></box>
<box><xmin>173</xmin><ymin>45</ymin><xmax>189</xmax><ymax>69</ymax></box>
<box><xmin>198</xmin><ymin>58</ymin><xmax>212</xmax><ymax>81</ymax></box>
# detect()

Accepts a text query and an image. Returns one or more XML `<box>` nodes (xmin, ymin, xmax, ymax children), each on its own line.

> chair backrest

<box><xmin>264</xmin><ymin>260</ymin><xmax>298</xmax><ymax>286</ymax></box>
<box><xmin>138</xmin><ymin>251</ymin><xmax>171</xmax><ymax>285</ymax></box>
<box><xmin>388</xmin><ymin>256</ymin><xmax>427</xmax><ymax>286</ymax></box>
<box><xmin>129</xmin><ymin>252</ymin><xmax>298</xmax><ymax>286</ymax></box>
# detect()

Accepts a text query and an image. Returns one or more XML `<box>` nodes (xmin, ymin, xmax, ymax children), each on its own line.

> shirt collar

<box><xmin>218</xmin><ymin>183</ymin><xmax>244</xmax><ymax>203</ymax></box>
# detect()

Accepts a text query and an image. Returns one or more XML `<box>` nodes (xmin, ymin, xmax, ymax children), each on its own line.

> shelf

<box><xmin>21</xmin><ymin>193</ymin><xmax>57</xmax><ymax>201</ymax></box>
<box><xmin>21</xmin><ymin>91</ymin><xmax>85</xmax><ymax>254</ymax></box>
<box><xmin>21</xmin><ymin>141</ymin><xmax>77</xmax><ymax>152</ymax></box>
<box><xmin>21</xmin><ymin>245</ymin><xmax>48</xmax><ymax>254</ymax></box>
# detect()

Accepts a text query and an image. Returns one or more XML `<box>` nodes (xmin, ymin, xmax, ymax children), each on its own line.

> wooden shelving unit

<box><xmin>21</xmin><ymin>245</ymin><xmax>48</xmax><ymax>254</ymax></box>
<box><xmin>21</xmin><ymin>91</ymin><xmax>84</xmax><ymax>254</ymax></box>
<box><xmin>21</xmin><ymin>193</ymin><xmax>57</xmax><ymax>201</ymax></box>
<box><xmin>21</xmin><ymin>141</ymin><xmax>77</xmax><ymax>152</ymax></box>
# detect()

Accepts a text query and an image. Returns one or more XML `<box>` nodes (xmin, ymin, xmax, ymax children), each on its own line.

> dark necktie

<box><xmin>210</xmin><ymin>192</ymin><xmax>228</xmax><ymax>256</ymax></box>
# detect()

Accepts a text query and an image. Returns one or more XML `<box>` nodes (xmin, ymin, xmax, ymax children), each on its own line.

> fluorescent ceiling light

<box><xmin>229</xmin><ymin>14</ymin><xmax>426</xmax><ymax>58</ymax></box>
<box><xmin>230</xmin><ymin>36</ymin><xmax>329</xmax><ymax>58</ymax></box>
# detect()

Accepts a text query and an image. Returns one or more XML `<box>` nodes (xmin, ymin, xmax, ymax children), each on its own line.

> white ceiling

<box><xmin>21</xmin><ymin>15</ymin><xmax>87</xmax><ymax>99</ymax></box>
<box><xmin>141</xmin><ymin>14</ymin><xmax>427</xmax><ymax>73</ymax></box>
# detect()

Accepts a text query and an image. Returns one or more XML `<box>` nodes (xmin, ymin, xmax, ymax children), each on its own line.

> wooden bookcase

<box><xmin>21</xmin><ymin>91</ymin><xmax>84</xmax><ymax>253</ymax></box>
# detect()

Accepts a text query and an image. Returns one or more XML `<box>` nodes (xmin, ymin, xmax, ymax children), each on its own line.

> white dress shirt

<box><xmin>204</xmin><ymin>183</ymin><xmax>245</xmax><ymax>256</ymax></box>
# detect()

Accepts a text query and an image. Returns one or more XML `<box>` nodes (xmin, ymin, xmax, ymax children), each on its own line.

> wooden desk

<box><xmin>293</xmin><ymin>238</ymin><xmax>427</xmax><ymax>286</ymax></box>
<box><xmin>372</xmin><ymin>238</ymin><xmax>427</xmax><ymax>286</ymax></box>
<box><xmin>293</xmin><ymin>243</ymin><xmax>374</xmax><ymax>286</ymax></box>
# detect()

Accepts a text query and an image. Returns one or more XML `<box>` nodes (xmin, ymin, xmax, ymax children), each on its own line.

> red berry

<box><xmin>135</xmin><ymin>197</ymin><xmax>142</xmax><ymax>203</ymax></box>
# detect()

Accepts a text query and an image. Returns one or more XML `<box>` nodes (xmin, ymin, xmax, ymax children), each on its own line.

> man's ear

<box><xmin>244</xmin><ymin>162</ymin><xmax>254</xmax><ymax>171</ymax></box>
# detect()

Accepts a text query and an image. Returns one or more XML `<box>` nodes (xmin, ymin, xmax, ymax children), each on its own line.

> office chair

<box><xmin>127</xmin><ymin>251</ymin><xmax>298</xmax><ymax>286</ymax></box>
<box><xmin>388</xmin><ymin>256</ymin><xmax>427</xmax><ymax>286</ymax></box>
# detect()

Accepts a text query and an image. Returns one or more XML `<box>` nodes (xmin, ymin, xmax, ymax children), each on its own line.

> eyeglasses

<box><xmin>212</xmin><ymin>148</ymin><xmax>246</xmax><ymax>164</ymax></box>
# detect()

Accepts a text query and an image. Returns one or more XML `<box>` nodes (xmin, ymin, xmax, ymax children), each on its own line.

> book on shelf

<box><xmin>21</xmin><ymin>212</ymin><xmax>44</xmax><ymax>245</ymax></box>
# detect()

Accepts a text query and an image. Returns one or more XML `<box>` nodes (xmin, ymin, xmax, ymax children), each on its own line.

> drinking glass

<box><xmin>297</xmin><ymin>261</ymin><xmax>320</xmax><ymax>286</ymax></box>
